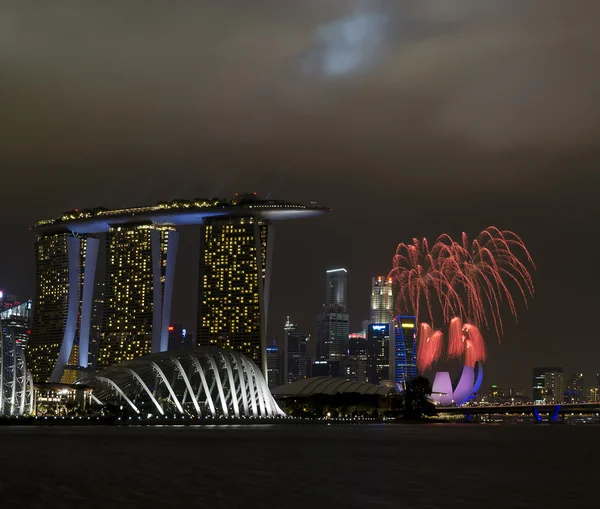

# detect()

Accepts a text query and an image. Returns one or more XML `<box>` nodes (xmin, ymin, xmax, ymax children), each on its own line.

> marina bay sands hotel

<box><xmin>28</xmin><ymin>194</ymin><xmax>328</xmax><ymax>384</ymax></box>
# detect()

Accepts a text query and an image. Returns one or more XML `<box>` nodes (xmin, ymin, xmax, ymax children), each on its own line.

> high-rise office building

<box><xmin>284</xmin><ymin>317</ymin><xmax>310</xmax><ymax>383</ymax></box>
<box><xmin>311</xmin><ymin>360</ymin><xmax>340</xmax><ymax>378</ymax></box>
<box><xmin>348</xmin><ymin>331</ymin><xmax>367</xmax><ymax>360</ymax></box>
<box><xmin>98</xmin><ymin>225</ymin><xmax>178</xmax><ymax>369</ymax></box>
<box><xmin>28</xmin><ymin>233</ymin><xmax>99</xmax><ymax>383</ymax></box>
<box><xmin>345</xmin><ymin>330</ymin><xmax>367</xmax><ymax>383</ymax></box>
<box><xmin>266</xmin><ymin>341</ymin><xmax>283</xmax><ymax>388</ymax></box>
<box><xmin>532</xmin><ymin>367</ymin><xmax>564</xmax><ymax>404</ymax></box>
<box><xmin>366</xmin><ymin>323</ymin><xmax>391</xmax><ymax>384</ymax></box>
<box><xmin>326</xmin><ymin>268</ymin><xmax>347</xmax><ymax>310</ymax></box>
<box><xmin>340</xmin><ymin>359</ymin><xmax>367</xmax><ymax>383</ymax></box>
<box><xmin>565</xmin><ymin>373</ymin><xmax>584</xmax><ymax>403</ymax></box>
<box><xmin>316</xmin><ymin>269</ymin><xmax>350</xmax><ymax>361</ymax></box>
<box><xmin>544</xmin><ymin>371</ymin><xmax>564</xmax><ymax>404</ymax></box>
<box><xmin>167</xmin><ymin>324</ymin><xmax>195</xmax><ymax>351</ymax></box>
<box><xmin>389</xmin><ymin>316</ymin><xmax>417</xmax><ymax>388</ymax></box>
<box><xmin>370</xmin><ymin>276</ymin><xmax>393</xmax><ymax>324</ymax></box>
<box><xmin>316</xmin><ymin>311</ymin><xmax>349</xmax><ymax>361</ymax></box>
<box><xmin>197</xmin><ymin>214</ymin><xmax>273</xmax><ymax>375</ymax></box>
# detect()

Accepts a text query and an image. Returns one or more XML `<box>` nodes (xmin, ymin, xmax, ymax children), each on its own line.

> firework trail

<box><xmin>389</xmin><ymin>226</ymin><xmax>535</xmax><ymax>336</ymax></box>
<box><xmin>390</xmin><ymin>227</ymin><xmax>533</xmax><ymax>370</ymax></box>
<box><xmin>448</xmin><ymin>317</ymin><xmax>464</xmax><ymax>358</ymax></box>
<box><xmin>419</xmin><ymin>319</ymin><xmax>486</xmax><ymax>369</ymax></box>
<box><xmin>417</xmin><ymin>323</ymin><xmax>444</xmax><ymax>372</ymax></box>
<box><xmin>463</xmin><ymin>323</ymin><xmax>486</xmax><ymax>367</ymax></box>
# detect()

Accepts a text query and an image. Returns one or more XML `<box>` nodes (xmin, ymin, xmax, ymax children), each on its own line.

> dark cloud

<box><xmin>1</xmin><ymin>2</ymin><xmax>599</xmax><ymax>390</ymax></box>
<box><xmin>2</xmin><ymin>1</ymin><xmax>599</xmax><ymax>181</ymax></box>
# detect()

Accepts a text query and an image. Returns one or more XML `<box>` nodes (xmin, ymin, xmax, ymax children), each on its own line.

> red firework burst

<box><xmin>419</xmin><ymin>319</ymin><xmax>486</xmax><ymax>369</ymax></box>
<box><xmin>389</xmin><ymin>227</ymin><xmax>535</xmax><ymax>337</ymax></box>
<box><xmin>416</xmin><ymin>323</ymin><xmax>444</xmax><ymax>372</ymax></box>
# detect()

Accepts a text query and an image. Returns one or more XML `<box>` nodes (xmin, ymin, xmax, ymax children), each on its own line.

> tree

<box><xmin>402</xmin><ymin>376</ymin><xmax>436</xmax><ymax>419</ymax></box>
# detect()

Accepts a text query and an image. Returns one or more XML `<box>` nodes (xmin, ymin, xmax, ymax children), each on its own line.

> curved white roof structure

<box><xmin>0</xmin><ymin>320</ymin><xmax>34</xmax><ymax>416</ymax></box>
<box><xmin>271</xmin><ymin>377</ymin><xmax>396</xmax><ymax>397</ymax></box>
<box><xmin>89</xmin><ymin>348</ymin><xmax>285</xmax><ymax>418</ymax></box>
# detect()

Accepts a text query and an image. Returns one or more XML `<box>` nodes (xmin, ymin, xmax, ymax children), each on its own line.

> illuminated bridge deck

<box><xmin>32</xmin><ymin>196</ymin><xmax>330</xmax><ymax>234</ymax></box>
<box><xmin>437</xmin><ymin>403</ymin><xmax>600</xmax><ymax>416</ymax></box>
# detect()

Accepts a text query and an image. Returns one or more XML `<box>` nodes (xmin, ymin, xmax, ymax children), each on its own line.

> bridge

<box><xmin>436</xmin><ymin>403</ymin><xmax>600</xmax><ymax>422</ymax></box>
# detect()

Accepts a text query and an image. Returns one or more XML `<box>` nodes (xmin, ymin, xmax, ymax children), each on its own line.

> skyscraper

<box><xmin>565</xmin><ymin>373</ymin><xmax>584</xmax><ymax>403</ymax></box>
<box><xmin>283</xmin><ymin>317</ymin><xmax>310</xmax><ymax>383</ymax></box>
<box><xmin>532</xmin><ymin>367</ymin><xmax>564</xmax><ymax>404</ymax></box>
<box><xmin>167</xmin><ymin>324</ymin><xmax>195</xmax><ymax>351</ymax></box>
<box><xmin>30</xmin><ymin>195</ymin><xmax>326</xmax><ymax>382</ymax></box>
<box><xmin>266</xmin><ymin>342</ymin><xmax>283</xmax><ymax>388</ymax></box>
<box><xmin>316</xmin><ymin>311</ymin><xmax>350</xmax><ymax>361</ymax></box>
<box><xmin>197</xmin><ymin>214</ymin><xmax>273</xmax><ymax>375</ymax></box>
<box><xmin>389</xmin><ymin>316</ymin><xmax>417</xmax><ymax>388</ymax></box>
<box><xmin>28</xmin><ymin>233</ymin><xmax>99</xmax><ymax>383</ymax></box>
<box><xmin>348</xmin><ymin>330</ymin><xmax>367</xmax><ymax>360</ymax></box>
<box><xmin>366</xmin><ymin>323</ymin><xmax>390</xmax><ymax>384</ymax></box>
<box><xmin>370</xmin><ymin>276</ymin><xmax>393</xmax><ymax>324</ymax></box>
<box><xmin>326</xmin><ymin>268</ymin><xmax>347</xmax><ymax>310</ymax></box>
<box><xmin>343</xmin><ymin>330</ymin><xmax>367</xmax><ymax>383</ymax></box>
<box><xmin>316</xmin><ymin>269</ymin><xmax>349</xmax><ymax>361</ymax></box>
<box><xmin>97</xmin><ymin>225</ymin><xmax>178</xmax><ymax>369</ymax></box>
<box><xmin>543</xmin><ymin>371</ymin><xmax>564</xmax><ymax>404</ymax></box>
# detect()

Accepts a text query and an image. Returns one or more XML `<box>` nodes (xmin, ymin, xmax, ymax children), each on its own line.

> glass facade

<box><xmin>266</xmin><ymin>343</ymin><xmax>282</xmax><ymax>388</ymax></box>
<box><xmin>370</xmin><ymin>276</ymin><xmax>393</xmax><ymax>324</ymax></box>
<box><xmin>326</xmin><ymin>269</ymin><xmax>347</xmax><ymax>310</ymax></box>
<box><xmin>366</xmin><ymin>323</ymin><xmax>390</xmax><ymax>384</ymax></box>
<box><xmin>284</xmin><ymin>317</ymin><xmax>310</xmax><ymax>383</ymax></box>
<box><xmin>197</xmin><ymin>217</ymin><xmax>272</xmax><ymax>374</ymax></box>
<box><xmin>391</xmin><ymin>316</ymin><xmax>417</xmax><ymax>388</ymax></box>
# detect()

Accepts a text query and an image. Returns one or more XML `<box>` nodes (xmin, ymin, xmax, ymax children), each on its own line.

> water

<box><xmin>0</xmin><ymin>423</ymin><xmax>597</xmax><ymax>508</ymax></box>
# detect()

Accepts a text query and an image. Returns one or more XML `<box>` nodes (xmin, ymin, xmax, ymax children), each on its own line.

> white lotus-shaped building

<box><xmin>88</xmin><ymin>348</ymin><xmax>285</xmax><ymax>418</ymax></box>
<box><xmin>431</xmin><ymin>362</ymin><xmax>483</xmax><ymax>406</ymax></box>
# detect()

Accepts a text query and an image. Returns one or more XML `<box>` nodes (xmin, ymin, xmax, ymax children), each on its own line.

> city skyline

<box><xmin>5</xmin><ymin>207</ymin><xmax>599</xmax><ymax>392</ymax></box>
<box><xmin>0</xmin><ymin>4</ymin><xmax>598</xmax><ymax>508</ymax></box>
<box><xmin>1</xmin><ymin>2</ymin><xmax>599</xmax><ymax>392</ymax></box>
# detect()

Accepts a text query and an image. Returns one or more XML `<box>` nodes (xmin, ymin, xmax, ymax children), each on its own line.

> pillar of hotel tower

<box><xmin>28</xmin><ymin>233</ymin><xmax>99</xmax><ymax>383</ymax></box>
<box><xmin>197</xmin><ymin>217</ymin><xmax>273</xmax><ymax>375</ymax></box>
<box><xmin>97</xmin><ymin>225</ymin><xmax>178</xmax><ymax>370</ymax></box>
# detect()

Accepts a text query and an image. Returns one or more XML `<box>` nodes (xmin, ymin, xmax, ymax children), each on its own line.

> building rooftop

<box><xmin>271</xmin><ymin>377</ymin><xmax>396</xmax><ymax>397</ymax></box>
<box><xmin>32</xmin><ymin>195</ymin><xmax>330</xmax><ymax>235</ymax></box>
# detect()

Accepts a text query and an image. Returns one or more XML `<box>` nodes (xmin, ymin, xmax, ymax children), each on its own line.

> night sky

<box><xmin>2</xmin><ymin>2</ymin><xmax>599</xmax><ymax>394</ymax></box>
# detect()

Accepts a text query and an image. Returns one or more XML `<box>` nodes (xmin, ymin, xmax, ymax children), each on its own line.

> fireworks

<box><xmin>389</xmin><ymin>227</ymin><xmax>535</xmax><ymax>336</ymax></box>
<box><xmin>390</xmin><ymin>227</ymin><xmax>534</xmax><ymax>371</ymax></box>
<box><xmin>416</xmin><ymin>323</ymin><xmax>443</xmax><ymax>372</ymax></box>
<box><xmin>418</xmin><ymin>318</ymin><xmax>486</xmax><ymax>369</ymax></box>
